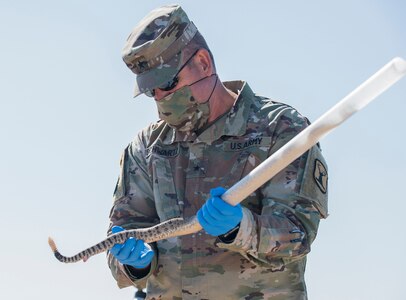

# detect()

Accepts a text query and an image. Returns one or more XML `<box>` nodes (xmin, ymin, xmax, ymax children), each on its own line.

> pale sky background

<box><xmin>1</xmin><ymin>1</ymin><xmax>405</xmax><ymax>299</ymax></box>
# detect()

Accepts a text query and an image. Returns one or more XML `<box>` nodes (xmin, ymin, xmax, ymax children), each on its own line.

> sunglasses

<box><xmin>145</xmin><ymin>49</ymin><xmax>200</xmax><ymax>97</ymax></box>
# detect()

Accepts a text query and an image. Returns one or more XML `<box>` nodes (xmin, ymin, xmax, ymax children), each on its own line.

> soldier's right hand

<box><xmin>110</xmin><ymin>226</ymin><xmax>154</xmax><ymax>269</ymax></box>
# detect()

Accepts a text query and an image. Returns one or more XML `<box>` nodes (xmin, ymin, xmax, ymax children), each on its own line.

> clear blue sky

<box><xmin>1</xmin><ymin>1</ymin><xmax>405</xmax><ymax>299</ymax></box>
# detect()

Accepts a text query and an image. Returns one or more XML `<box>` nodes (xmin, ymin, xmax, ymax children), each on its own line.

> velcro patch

<box><xmin>223</xmin><ymin>137</ymin><xmax>271</xmax><ymax>151</ymax></box>
<box><xmin>147</xmin><ymin>144</ymin><xmax>179</xmax><ymax>157</ymax></box>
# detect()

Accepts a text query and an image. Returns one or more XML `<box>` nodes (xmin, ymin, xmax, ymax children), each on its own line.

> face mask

<box><xmin>156</xmin><ymin>75</ymin><xmax>217</xmax><ymax>132</ymax></box>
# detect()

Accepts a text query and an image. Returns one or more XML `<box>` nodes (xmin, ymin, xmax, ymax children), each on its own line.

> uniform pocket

<box><xmin>151</xmin><ymin>157</ymin><xmax>182</xmax><ymax>221</ymax></box>
<box><xmin>220</xmin><ymin>136</ymin><xmax>272</xmax><ymax>186</ymax></box>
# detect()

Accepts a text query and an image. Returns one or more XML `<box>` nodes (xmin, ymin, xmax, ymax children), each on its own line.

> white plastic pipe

<box><xmin>49</xmin><ymin>58</ymin><xmax>406</xmax><ymax>255</ymax></box>
<box><xmin>222</xmin><ymin>57</ymin><xmax>406</xmax><ymax>206</ymax></box>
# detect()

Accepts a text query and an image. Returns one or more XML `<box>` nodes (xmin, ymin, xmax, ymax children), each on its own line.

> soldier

<box><xmin>107</xmin><ymin>4</ymin><xmax>328</xmax><ymax>300</ymax></box>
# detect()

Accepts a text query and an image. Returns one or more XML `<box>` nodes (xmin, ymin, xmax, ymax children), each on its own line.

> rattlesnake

<box><xmin>48</xmin><ymin>58</ymin><xmax>406</xmax><ymax>265</ymax></box>
<box><xmin>48</xmin><ymin>217</ymin><xmax>201</xmax><ymax>263</ymax></box>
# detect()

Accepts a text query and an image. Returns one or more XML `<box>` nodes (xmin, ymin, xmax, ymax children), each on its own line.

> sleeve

<box><xmin>106</xmin><ymin>132</ymin><xmax>160</xmax><ymax>289</ymax></box>
<box><xmin>216</xmin><ymin>107</ymin><xmax>328</xmax><ymax>269</ymax></box>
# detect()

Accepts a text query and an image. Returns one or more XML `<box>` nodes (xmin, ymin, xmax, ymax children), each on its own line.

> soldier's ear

<box><xmin>194</xmin><ymin>49</ymin><xmax>213</xmax><ymax>75</ymax></box>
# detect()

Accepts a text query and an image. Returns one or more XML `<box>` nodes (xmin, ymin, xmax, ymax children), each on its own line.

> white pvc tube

<box><xmin>222</xmin><ymin>57</ymin><xmax>406</xmax><ymax>206</ymax></box>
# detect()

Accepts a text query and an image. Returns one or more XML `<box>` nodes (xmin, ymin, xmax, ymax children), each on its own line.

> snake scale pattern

<box><xmin>48</xmin><ymin>217</ymin><xmax>200</xmax><ymax>263</ymax></box>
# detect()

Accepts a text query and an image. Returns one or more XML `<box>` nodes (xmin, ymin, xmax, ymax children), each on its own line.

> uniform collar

<box><xmin>160</xmin><ymin>80</ymin><xmax>256</xmax><ymax>145</ymax></box>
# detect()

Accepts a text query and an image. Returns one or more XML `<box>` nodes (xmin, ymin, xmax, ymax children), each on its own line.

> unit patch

<box><xmin>313</xmin><ymin>159</ymin><xmax>328</xmax><ymax>194</ymax></box>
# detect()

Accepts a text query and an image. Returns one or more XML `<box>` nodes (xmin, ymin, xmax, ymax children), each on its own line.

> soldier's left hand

<box><xmin>197</xmin><ymin>187</ymin><xmax>242</xmax><ymax>236</ymax></box>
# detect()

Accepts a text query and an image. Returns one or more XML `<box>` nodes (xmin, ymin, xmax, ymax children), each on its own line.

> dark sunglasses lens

<box><xmin>160</xmin><ymin>76</ymin><xmax>179</xmax><ymax>91</ymax></box>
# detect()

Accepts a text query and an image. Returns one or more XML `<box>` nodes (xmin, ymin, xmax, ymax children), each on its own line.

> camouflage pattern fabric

<box><xmin>107</xmin><ymin>81</ymin><xmax>328</xmax><ymax>300</ymax></box>
<box><xmin>122</xmin><ymin>4</ymin><xmax>198</xmax><ymax>97</ymax></box>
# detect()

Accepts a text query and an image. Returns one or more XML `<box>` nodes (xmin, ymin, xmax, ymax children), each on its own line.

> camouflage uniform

<box><xmin>107</xmin><ymin>80</ymin><xmax>328</xmax><ymax>299</ymax></box>
<box><xmin>107</xmin><ymin>4</ymin><xmax>328</xmax><ymax>299</ymax></box>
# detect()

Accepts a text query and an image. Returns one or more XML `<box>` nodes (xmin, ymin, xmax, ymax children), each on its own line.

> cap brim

<box><xmin>133</xmin><ymin>53</ymin><xmax>182</xmax><ymax>98</ymax></box>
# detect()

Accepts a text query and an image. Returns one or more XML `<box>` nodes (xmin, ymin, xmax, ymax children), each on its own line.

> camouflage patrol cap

<box><xmin>122</xmin><ymin>4</ymin><xmax>198</xmax><ymax>97</ymax></box>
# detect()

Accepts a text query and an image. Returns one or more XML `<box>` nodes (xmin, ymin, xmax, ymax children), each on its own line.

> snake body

<box><xmin>48</xmin><ymin>217</ymin><xmax>201</xmax><ymax>263</ymax></box>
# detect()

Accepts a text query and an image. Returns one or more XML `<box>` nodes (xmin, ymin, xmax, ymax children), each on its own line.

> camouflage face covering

<box><xmin>156</xmin><ymin>75</ymin><xmax>217</xmax><ymax>132</ymax></box>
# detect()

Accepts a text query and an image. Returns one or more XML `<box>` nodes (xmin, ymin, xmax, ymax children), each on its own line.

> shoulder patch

<box><xmin>313</xmin><ymin>159</ymin><xmax>328</xmax><ymax>194</ymax></box>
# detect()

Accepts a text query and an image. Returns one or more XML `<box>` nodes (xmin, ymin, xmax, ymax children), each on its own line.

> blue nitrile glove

<box><xmin>197</xmin><ymin>187</ymin><xmax>243</xmax><ymax>236</ymax></box>
<box><xmin>110</xmin><ymin>226</ymin><xmax>154</xmax><ymax>269</ymax></box>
